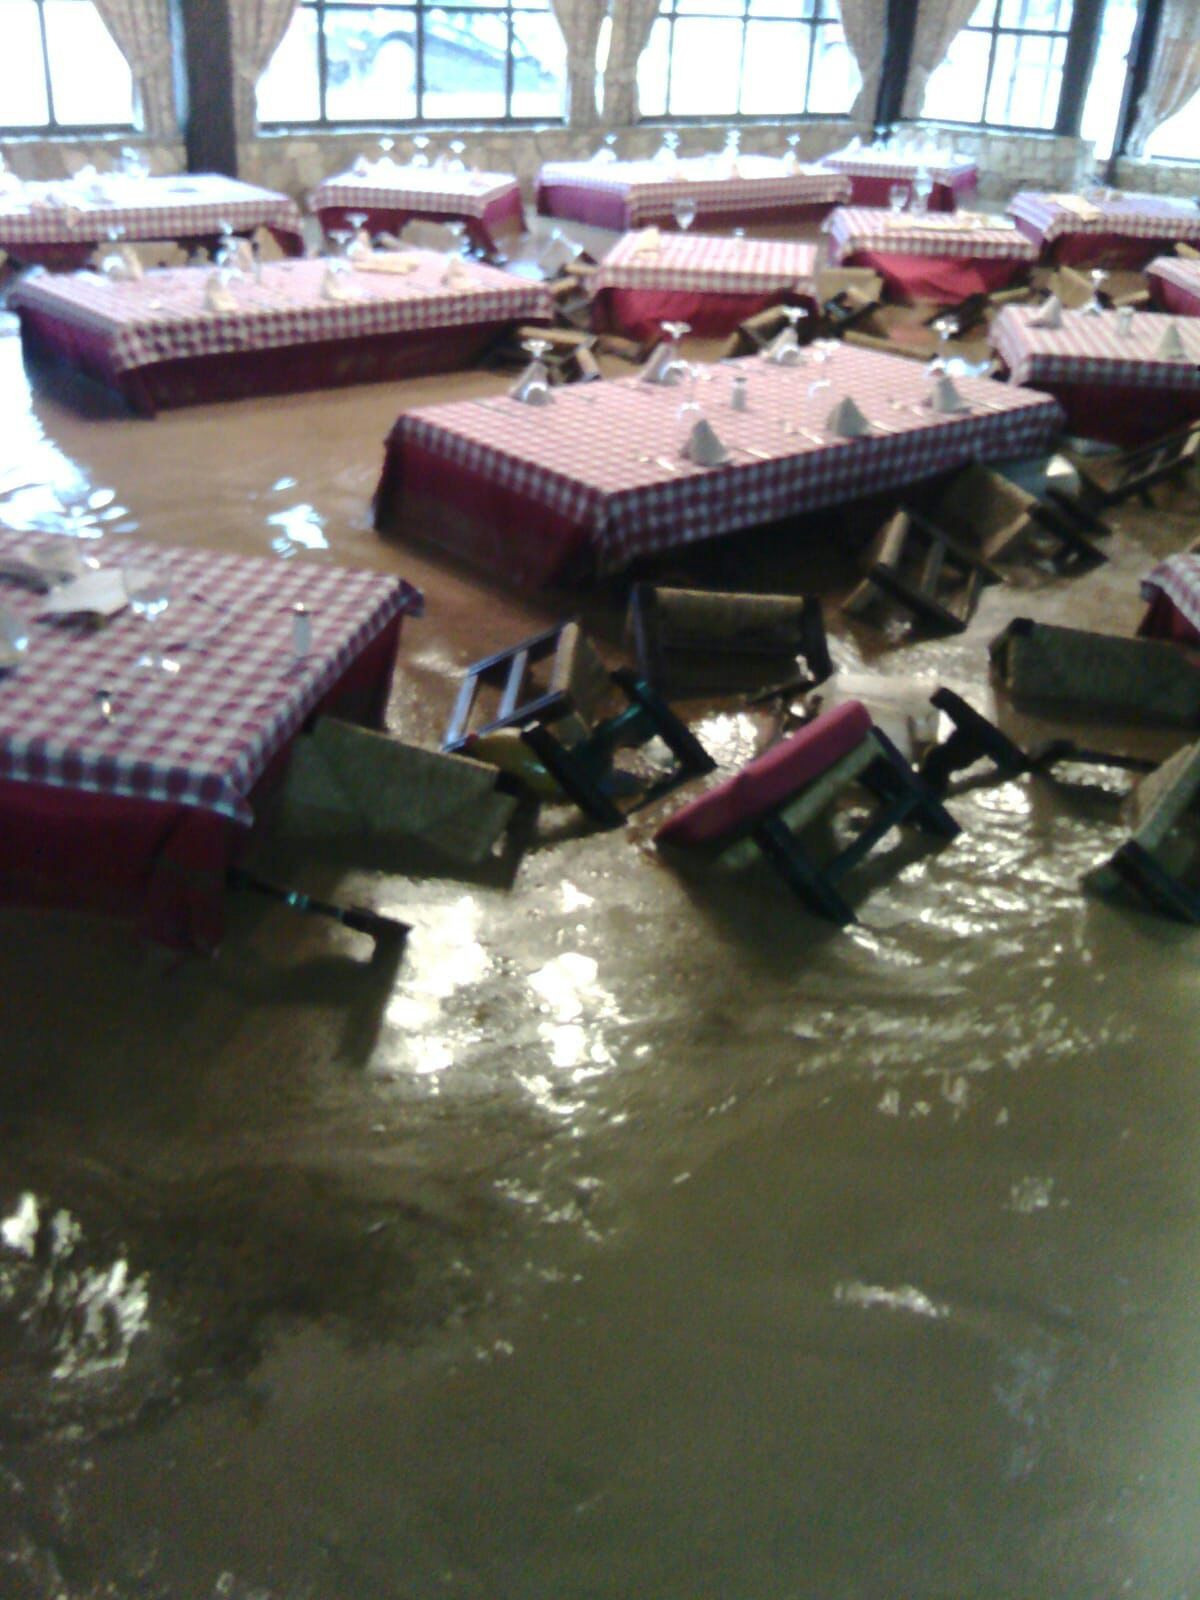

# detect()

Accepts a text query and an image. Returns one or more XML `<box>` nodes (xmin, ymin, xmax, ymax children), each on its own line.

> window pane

<box><xmin>422</xmin><ymin>9</ymin><xmax>506</xmax><ymax>117</ymax></box>
<box><xmin>997</xmin><ymin>0</ymin><xmax>1072</xmax><ymax>28</ymax></box>
<box><xmin>257</xmin><ymin>6</ymin><xmax>320</xmax><ymax>122</ymax></box>
<box><xmin>44</xmin><ymin>0</ymin><xmax>134</xmax><ymax>124</ymax></box>
<box><xmin>748</xmin><ymin>0</ymin><xmax>814</xmax><ymax>18</ymax></box>
<box><xmin>322</xmin><ymin>10</ymin><xmax>417</xmax><ymax>120</ymax></box>
<box><xmin>666</xmin><ymin>16</ymin><xmax>741</xmax><ymax>112</ymax></box>
<box><xmin>985</xmin><ymin>27</ymin><xmax>1065</xmax><ymax>126</ymax></box>
<box><xmin>675</xmin><ymin>0</ymin><xmax>744</xmax><ymax>15</ymax></box>
<box><xmin>510</xmin><ymin>10</ymin><xmax>565</xmax><ymax>117</ymax></box>
<box><xmin>740</xmin><ymin>20</ymin><xmax>811</xmax><ymax>113</ymax></box>
<box><xmin>967</xmin><ymin>0</ymin><xmax>997</xmax><ymax>23</ymax></box>
<box><xmin>637</xmin><ymin>14</ymin><xmax>670</xmax><ymax>116</ymax></box>
<box><xmin>0</xmin><ymin>1</ymin><xmax>50</xmax><ymax>126</ymax></box>
<box><xmin>806</xmin><ymin>20</ymin><xmax>859</xmax><ymax>112</ymax></box>
<box><xmin>1080</xmin><ymin>0</ymin><xmax>1138</xmax><ymax>160</ymax></box>
<box><xmin>921</xmin><ymin>26</ymin><xmax>990</xmax><ymax>121</ymax></box>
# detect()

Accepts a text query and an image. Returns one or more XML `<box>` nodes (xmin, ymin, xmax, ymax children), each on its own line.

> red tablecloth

<box><xmin>0</xmin><ymin>531</ymin><xmax>421</xmax><ymax>947</ymax></box>
<box><xmin>1146</xmin><ymin>256</ymin><xmax>1200</xmax><ymax>318</ymax></box>
<box><xmin>818</xmin><ymin>149</ymin><xmax>978</xmax><ymax>213</ymax></box>
<box><xmin>825</xmin><ymin>208</ymin><xmax>1038</xmax><ymax>303</ymax></box>
<box><xmin>535</xmin><ymin>157</ymin><xmax>850</xmax><ymax>232</ymax></box>
<box><xmin>1139</xmin><ymin>554</ymin><xmax>1200</xmax><ymax>646</ymax></box>
<box><xmin>589</xmin><ymin>233</ymin><xmax>818</xmax><ymax>341</ymax></box>
<box><xmin>309</xmin><ymin>165</ymin><xmax>524</xmax><ymax>257</ymax></box>
<box><xmin>9</xmin><ymin>254</ymin><xmax>553</xmax><ymax>414</ymax></box>
<box><xmin>0</xmin><ymin>174</ymin><xmax>305</xmax><ymax>270</ymax></box>
<box><xmin>989</xmin><ymin>304</ymin><xmax>1200</xmax><ymax>445</ymax></box>
<box><xmin>1007</xmin><ymin>191</ymin><xmax>1200</xmax><ymax>269</ymax></box>
<box><xmin>374</xmin><ymin>346</ymin><xmax>1062</xmax><ymax>586</ymax></box>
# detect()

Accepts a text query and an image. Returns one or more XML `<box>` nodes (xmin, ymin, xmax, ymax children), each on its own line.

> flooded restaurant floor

<box><xmin>2</xmin><ymin>298</ymin><xmax>1200</xmax><ymax>1600</ymax></box>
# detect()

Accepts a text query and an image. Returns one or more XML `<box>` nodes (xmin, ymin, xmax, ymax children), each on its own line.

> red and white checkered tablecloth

<box><xmin>8</xmin><ymin>254</ymin><xmax>553</xmax><ymax>377</ymax></box>
<box><xmin>819</xmin><ymin>148</ymin><xmax>977</xmax><ymax>185</ymax></box>
<box><xmin>0</xmin><ymin>173</ymin><xmax>304</xmax><ymax>250</ymax></box>
<box><xmin>827</xmin><ymin>207</ymin><xmax>1038</xmax><ymax>263</ymax></box>
<box><xmin>1146</xmin><ymin>255</ymin><xmax>1200</xmax><ymax>315</ymax></box>
<box><xmin>309</xmin><ymin>165</ymin><xmax>521</xmax><ymax>221</ymax></box>
<box><xmin>0</xmin><ymin>529</ymin><xmax>420</xmax><ymax>825</ymax></box>
<box><xmin>1141</xmin><ymin>553</ymin><xmax>1200</xmax><ymax>634</ymax></box>
<box><xmin>537</xmin><ymin>157</ymin><xmax>850</xmax><ymax>225</ymax></box>
<box><xmin>1007</xmin><ymin>190</ymin><xmax>1200</xmax><ymax>249</ymax></box>
<box><xmin>591</xmin><ymin>233</ymin><xmax>818</xmax><ymax>297</ymax></box>
<box><xmin>388</xmin><ymin>344</ymin><xmax>1061</xmax><ymax>572</ymax></box>
<box><xmin>989</xmin><ymin>304</ymin><xmax>1200</xmax><ymax>390</ymax></box>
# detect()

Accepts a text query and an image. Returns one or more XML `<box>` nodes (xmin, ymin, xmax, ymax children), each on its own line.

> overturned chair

<box><xmin>844</xmin><ymin>505</ymin><xmax>1002</xmax><ymax>634</ymax></box>
<box><xmin>444</xmin><ymin>620</ymin><xmax>714</xmax><ymax>829</ymax></box>
<box><xmin>653</xmin><ymin>699</ymin><xmax>960</xmax><ymax>925</ymax></box>
<box><xmin>990</xmin><ymin>617</ymin><xmax>1200</xmax><ymax>728</ymax></box>
<box><xmin>1084</xmin><ymin>738</ymin><xmax>1200</xmax><ymax>922</ymax></box>
<box><xmin>912</xmin><ymin>463</ymin><xmax>1108</xmax><ymax>574</ymax></box>
<box><xmin>1050</xmin><ymin>421</ymin><xmax>1200</xmax><ymax>527</ymax></box>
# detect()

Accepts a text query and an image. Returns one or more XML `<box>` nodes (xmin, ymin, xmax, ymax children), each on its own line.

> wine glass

<box><xmin>672</xmin><ymin>198</ymin><xmax>697</xmax><ymax>232</ymax></box>
<box><xmin>785</xmin><ymin>133</ymin><xmax>801</xmax><ymax>170</ymax></box>
<box><xmin>521</xmin><ymin>336</ymin><xmax>553</xmax><ymax>403</ymax></box>
<box><xmin>595</xmin><ymin>131</ymin><xmax>618</xmax><ymax>164</ymax></box>
<box><xmin>327</xmin><ymin>227</ymin><xmax>352</xmax><ymax>259</ymax></box>
<box><xmin>911</xmin><ymin>168</ymin><xmax>934</xmax><ymax>215</ymax></box>
<box><xmin>888</xmin><ymin>182</ymin><xmax>909</xmax><ymax>213</ymax></box>
<box><xmin>928</xmin><ymin>314</ymin><xmax>956</xmax><ymax>375</ymax></box>
<box><xmin>377</xmin><ymin>136</ymin><xmax>397</xmax><ymax>170</ymax></box>
<box><xmin>661</xmin><ymin>319</ymin><xmax>691</xmax><ymax>384</ymax></box>
<box><xmin>723</xmin><ymin>128</ymin><xmax>741</xmax><ymax>171</ymax></box>
<box><xmin>1084</xmin><ymin>268</ymin><xmax>1107</xmax><ymax>315</ymax></box>
<box><xmin>345</xmin><ymin>211</ymin><xmax>369</xmax><ymax>254</ymax></box>
<box><xmin>444</xmin><ymin>219</ymin><xmax>469</xmax><ymax>256</ymax></box>
<box><xmin>447</xmin><ymin>139</ymin><xmax>467</xmax><ymax>174</ymax></box>
<box><xmin>125</xmin><ymin>573</ymin><xmax>176</xmax><ymax>673</ymax></box>
<box><xmin>676</xmin><ymin>361</ymin><xmax>702</xmax><ymax>445</ymax></box>
<box><xmin>411</xmin><ymin>134</ymin><xmax>431</xmax><ymax>169</ymax></box>
<box><xmin>781</xmin><ymin>304</ymin><xmax>809</xmax><ymax>340</ymax></box>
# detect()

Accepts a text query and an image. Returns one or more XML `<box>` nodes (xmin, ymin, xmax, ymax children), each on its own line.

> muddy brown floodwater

<box><xmin>1</xmin><ymin>303</ymin><xmax>1200</xmax><ymax>1600</ymax></box>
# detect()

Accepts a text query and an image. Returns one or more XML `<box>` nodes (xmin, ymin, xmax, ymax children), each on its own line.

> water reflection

<box><xmin>267</xmin><ymin>502</ymin><xmax>328</xmax><ymax>558</ymax></box>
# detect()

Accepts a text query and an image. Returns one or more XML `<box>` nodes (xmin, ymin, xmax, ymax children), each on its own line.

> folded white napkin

<box><xmin>320</xmin><ymin>263</ymin><xmax>362</xmax><ymax>301</ymax></box>
<box><xmin>508</xmin><ymin>361</ymin><xmax>554</xmax><ymax>405</ymax></box>
<box><xmin>38</xmin><ymin>567</ymin><xmax>150</xmax><ymax>620</ymax></box>
<box><xmin>826</xmin><ymin>395</ymin><xmax>870</xmax><ymax>437</ymax></box>
<box><xmin>346</xmin><ymin>230</ymin><xmax>373</xmax><ymax>263</ymax></box>
<box><xmin>0</xmin><ymin>540</ymin><xmax>87</xmax><ymax>590</ymax></box>
<box><xmin>685</xmin><ymin>417</ymin><xmax>730</xmax><ymax>465</ymax></box>
<box><xmin>352</xmin><ymin>250</ymin><xmax>419</xmax><ymax>275</ymax></box>
<box><xmin>1030</xmin><ymin>294</ymin><xmax>1064</xmax><ymax>328</ymax></box>
<box><xmin>930</xmin><ymin>373</ymin><xmax>968</xmax><ymax>414</ymax></box>
<box><xmin>538</xmin><ymin>232</ymin><xmax>580</xmax><ymax>274</ymax></box>
<box><xmin>119</xmin><ymin>244</ymin><xmax>144</xmax><ymax>280</ymax></box>
<box><xmin>232</xmin><ymin>238</ymin><xmax>255</xmax><ymax>274</ymax></box>
<box><xmin>1050</xmin><ymin>193</ymin><xmax>1103</xmax><ymax>221</ymax></box>
<box><xmin>640</xmin><ymin>344</ymin><xmax>683</xmax><ymax>386</ymax></box>
<box><xmin>764</xmin><ymin>327</ymin><xmax>802</xmax><ymax>365</ymax></box>
<box><xmin>1157</xmin><ymin>321</ymin><xmax>1187</xmax><ymax>358</ymax></box>
<box><xmin>204</xmin><ymin>273</ymin><xmax>238</xmax><ymax>313</ymax></box>
<box><xmin>630</xmin><ymin>226</ymin><xmax>662</xmax><ymax>256</ymax></box>
<box><xmin>441</xmin><ymin>256</ymin><xmax>474</xmax><ymax>289</ymax></box>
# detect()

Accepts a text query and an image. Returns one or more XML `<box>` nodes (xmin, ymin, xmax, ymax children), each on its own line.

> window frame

<box><xmin>919</xmin><ymin>0</ymin><xmax>1082</xmax><ymax>135</ymax></box>
<box><xmin>258</xmin><ymin>0</ymin><xmax>566</xmax><ymax>128</ymax></box>
<box><xmin>640</xmin><ymin>0</ymin><xmax>856</xmax><ymax>123</ymax></box>
<box><xmin>0</xmin><ymin>0</ymin><xmax>137</xmax><ymax>136</ymax></box>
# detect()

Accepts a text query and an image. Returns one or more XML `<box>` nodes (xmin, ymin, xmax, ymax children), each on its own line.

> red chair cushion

<box><xmin>655</xmin><ymin>699</ymin><xmax>874</xmax><ymax>847</ymax></box>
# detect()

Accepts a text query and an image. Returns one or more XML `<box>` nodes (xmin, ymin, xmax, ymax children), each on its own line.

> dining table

<box><xmin>0</xmin><ymin>529</ymin><xmax>421</xmax><ymax>949</ymax></box>
<box><xmin>373</xmin><ymin>343</ymin><xmax>1063</xmax><ymax>588</ymax></box>
<box><xmin>989</xmin><ymin>303</ymin><xmax>1200</xmax><ymax>446</ymax></box>
<box><xmin>1139</xmin><ymin>553</ymin><xmax>1200</xmax><ymax>647</ymax></box>
<box><xmin>1007</xmin><ymin>190</ymin><xmax>1200</xmax><ymax>271</ymax></box>
<box><xmin>9</xmin><ymin>252</ymin><xmax>554</xmax><ymax>414</ymax></box>
<box><xmin>588</xmin><ymin>232</ymin><xmax>818</xmax><ymax>342</ymax></box>
<box><xmin>0</xmin><ymin>172</ymin><xmax>305</xmax><ymax>271</ymax></box>
<box><xmin>818</xmin><ymin>145</ymin><xmax>978</xmax><ymax>212</ymax></box>
<box><xmin>535</xmin><ymin>156</ymin><xmax>851</xmax><ymax>233</ymax></box>
<box><xmin>1146</xmin><ymin>255</ymin><xmax>1200</xmax><ymax>318</ymax></box>
<box><xmin>308</xmin><ymin>161</ymin><xmax>525</xmax><ymax>258</ymax></box>
<box><xmin>825</xmin><ymin>207</ymin><xmax>1039</xmax><ymax>303</ymax></box>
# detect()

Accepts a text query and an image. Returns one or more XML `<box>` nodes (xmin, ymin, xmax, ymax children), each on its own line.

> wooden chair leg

<box><xmin>752</xmin><ymin>814</ymin><xmax>857</xmax><ymax>925</ymax></box>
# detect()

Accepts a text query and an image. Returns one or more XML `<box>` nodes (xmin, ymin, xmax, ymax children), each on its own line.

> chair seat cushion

<box><xmin>655</xmin><ymin>699</ymin><xmax>874</xmax><ymax>847</ymax></box>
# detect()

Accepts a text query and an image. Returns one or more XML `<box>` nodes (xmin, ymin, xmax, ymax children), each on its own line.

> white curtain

<box><xmin>548</xmin><ymin>0</ymin><xmax>609</xmax><ymax>127</ymax></box>
<box><xmin>838</xmin><ymin>0</ymin><xmax>887</xmax><ymax>123</ymax></box>
<box><xmin>91</xmin><ymin>0</ymin><xmax>176</xmax><ymax>138</ymax></box>
<box><xmin>603</xmin><ymin>0</ymin><xmax>663</xmax><ymax>125</ymax></box>
<box><xmin>1128</xmin><ymin>0</ymin><xmax>1200</xmax><ymax>155</ymax></box>
<box><xmin>229</xmin><ymin>0</ymin><xmax>300</xmax><ymax>135</ymax></box>
<box><xmin>901</xmin><ymin>0</ymin><xmax>980</xmax><ymax>118</ymax></box>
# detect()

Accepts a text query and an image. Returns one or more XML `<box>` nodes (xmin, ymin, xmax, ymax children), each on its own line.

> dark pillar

<box><xmin>174</xmin><ymin>0</ymin><xmax>239</xmax><ymax>176</ymax></box>
<box><xmin>875</xmin><ymin>0</ymin><xmax>917</xmax><ymax>130</ymax></box>
<box><xmin>1113</xmin><ymin>0</ymin><xmax>1164</xmax><ymax>164</ymax></box>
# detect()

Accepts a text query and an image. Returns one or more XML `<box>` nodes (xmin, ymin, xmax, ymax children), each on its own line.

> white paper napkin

<box><xmin>352</xmin><ymin>251</ymin><xmax>419</xmax><ymax>275</ymax></box>
<box><xmin>630</xmin><ymin>226</ymin><xmax>662</xmax><ymax>256</ymax></box>
<box><xmin>320</xmin><ymin>264</ymin><xmax>360</xmax><ymax>301</ymax></box>
<box><xmin>826</xmin><ymin>395</ymin><xmax>871</xmax><ymax>437</ymax></box>
<box><xmin>1157</xmin><ymin>321</ymin><xmax>1187</xmax><ymax>358</ymax></box>
<box><xmin>508</xmin><ymin>361</ymin><xmax>554</xmax><ymax>405</ymax></box>
<box><xmin>930</xmin><ymin>373</ymin><xmax>968</xmax><ymax>414</ymax></box>
<box><xmin>38</xmin><ymin>567</ymin><xmax>151</xmax><ymax>620</ymax></box>
<box><xmin>0</xmin><ymin>541</ymin><xmax>88</xmax><ymax>590</ymax></box>
<box><xmin>205</xmin><ymin>272</ymin><xmax>238</xmax><ymax>313</ymax></box>
<box><xmin>685</xmin><ymin>417</ymin><xmax>730</xmax><ymax>465</ymax></box>
<box><xmin>441</xmin><ymin>256</ymin><xmax>474</xmax><ymax>289</ymax></box>
<box><xmin>1030</xmin><ymin>294</ymin><xmax>1064</xmax><ymax>328</ymax></box>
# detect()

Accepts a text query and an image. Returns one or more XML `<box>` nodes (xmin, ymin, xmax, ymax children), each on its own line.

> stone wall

<box><xmin>914</xmin><ymin>123</ymin><xmax>1093</xmax><ymax>204</ymax></box>
<box><xmin>1114</xmin><ymin>156</ymin><xmax>1200</xmax><ymax>196</ymax></box>
<box><xmin>0</xmin><ymin>135</ymin><xmax>185</xmax><ymax>182</ymax></box>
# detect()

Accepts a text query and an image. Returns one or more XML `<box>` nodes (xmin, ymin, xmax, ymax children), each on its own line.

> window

<box><xmin>257</xmin><ymin>0</ymin><xmax>568</xmax><ymax>124</ymax></box>
<box><xmin>1143</xmin><ymin>90</ymin><xmax>1200</xmax><ymax>163</ymax></box>
<box><xmin>636</xmin><ymin>0</ymin><xmax>860</xmax><ymax>120</ymax></box>
<box><xmin>922</xmin><ymin>0</ymin><xmax>1073</xmax><ymax>130</ymax></box>
<box><xmin>0</xmin><ymin>0</ymin><xmax>135</xmax><ymax>130</ymax></box>
<box><xmin>1079</xmin><ymin>0</ymin><xmax>1139</xmax><ymax>161</ymax></box>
